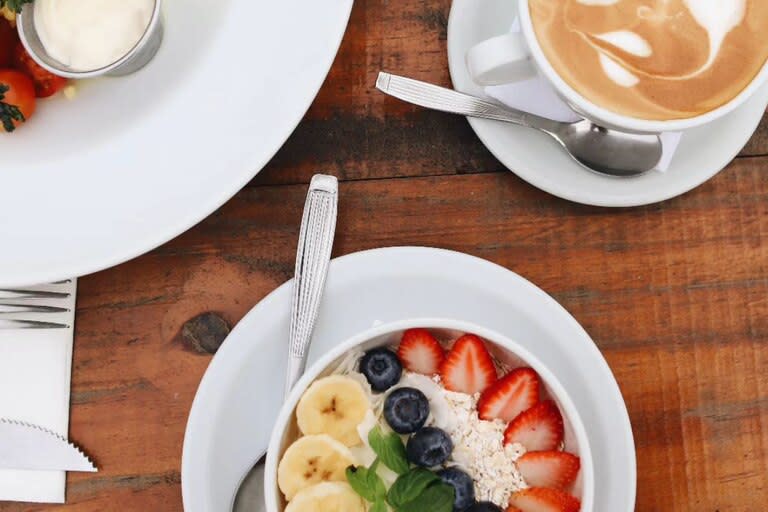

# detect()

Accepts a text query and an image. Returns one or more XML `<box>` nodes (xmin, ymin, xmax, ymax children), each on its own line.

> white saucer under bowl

<box><xmin>181</xmin><ymin>247</ymin><xmax>635</xmax><ymax>512</ymax></box>
<box><xmin>448</xmin><ymin>0</ymin><xmax>768</xmax><ymax>207</ymax></box>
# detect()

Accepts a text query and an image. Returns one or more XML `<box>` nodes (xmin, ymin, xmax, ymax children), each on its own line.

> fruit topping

<box><xmin>503</xmin><ymin>400</ymin><xmax>564</xmax><ymax>452</ymax></box>
<box><xmin>384</xmin><ymin>387</ymin><xmax>430</xmax><ymax>434</ymax></box>
<box><xmin>367</xmin><ymin>425</ymin><xmax>410</xmax><ymax>475</ymax></box>
<box><xmin>398</xmin><ymin>328</ymin><xmax>445</xmax><ymax>375</ymax></box>
<box><xmin>516</xmin><ymin>451</ymin><xmax>580</xmax><ymax>490</ymax></box>
<box><xmin>466</xmin><ymin>502</ymin><xmax>504</xmax><ymax>512</ymax></box>
<box><xmin>507</xmin><ymin>487</ymin><xmax>581</xmax><ymax>512</ymax></box>
<box><xmin>277</xmin><ymin>434</ymin><xmax>357</xmax><ymax>500</ymax></box>
<box><xmin>296</xmin><ymin>375</ymin><xmax>371</xmax><ymax>446</ymax></box>
<box><xmin>477</xmin><ymin>367</ymin><xmax>540</xmax><ymax>422</ymax></box>
<box><xmin>437</xmin><ymin>467</ymin><xmax>476</xmax><ymax>511</ymax></box>
<box><xmin>360</xmin><ymin>347</ymin><xmax>403</xmax><ymax>392</ymax></box>
<box><xmin>406</xmin><ymin>426</ymin><xmax>453</xmax><ymax>467</ymax></box>
<box><xmin>285</xmin><ymin>481</ymin><xmax>367</xmax><ymax>512</ymax></box>
<box><xmin>439</xmin><ymin>334</ymin><xmax>497</xmax><ymax>394</ymax></box>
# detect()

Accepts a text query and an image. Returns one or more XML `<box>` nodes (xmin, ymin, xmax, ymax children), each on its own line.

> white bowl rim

<box><xmin>264</xmin><ymin>317</ymin><xmax>596</xmax><ymax>512</ymax></box>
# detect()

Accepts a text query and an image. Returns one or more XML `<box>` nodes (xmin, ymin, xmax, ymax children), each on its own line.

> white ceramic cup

<box><xmin>264</xmin><ymin>318</ymin><xmax>595</xmax><ymax>512</ymax></box>
<box><xmin>466</xmin><ymin>1</ymin><xmax>768</xmax><ymax>133</ymax></box>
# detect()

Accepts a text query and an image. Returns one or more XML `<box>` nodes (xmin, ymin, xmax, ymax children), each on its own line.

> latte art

<box><xmin>529</xmin><ymin>0</ymin><xmax>768</xmax><ymax>120</ymax></box>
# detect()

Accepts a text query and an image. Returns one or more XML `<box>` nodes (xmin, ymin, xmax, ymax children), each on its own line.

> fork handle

<box><xmin>375</xmin><ymin>72</ymin><xmax>560</xmax><ymax>132</ymax></box>
<box><xmin>285</xmin><ymin>175</ymin><xmax>339</xmax><ymax>397</ymax></box>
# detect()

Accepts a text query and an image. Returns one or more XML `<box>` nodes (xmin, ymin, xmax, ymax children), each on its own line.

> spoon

<box><xmin>232</xmin><ymin>174</ymin><xmax>339</xmax><ymax>511</ymax></box>
<box><xmin>375</xmin><ymin>72</ymin><xmax>663</xmax><ymax>177</ymax></box>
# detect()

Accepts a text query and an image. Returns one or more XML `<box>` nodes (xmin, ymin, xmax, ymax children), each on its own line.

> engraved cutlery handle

<box><xmin>285</xmin><ymin>175</ymin><xmax>339</xmax><ymax>397</ymax></box>
<box><xmin>375</xmin><ymin>71</ymin><xmax>560</xmax><ymax>132</ymax></box>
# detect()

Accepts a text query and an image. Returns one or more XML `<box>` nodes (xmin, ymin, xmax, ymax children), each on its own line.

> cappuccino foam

<box><xmin>529</xmin><ymin>0</ymin><xmax>768</xmax><ymax>120</ymax></box>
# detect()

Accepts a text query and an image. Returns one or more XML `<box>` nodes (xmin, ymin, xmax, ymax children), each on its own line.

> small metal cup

<box><xmin>17</xmin><ymin>0</ymin><xmax>163</xmax><ymax>79</ymax></box>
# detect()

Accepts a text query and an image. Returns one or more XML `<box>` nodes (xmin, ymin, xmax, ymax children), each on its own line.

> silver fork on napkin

<box><xmin>0</xmin><ymin>277</ymin><xmax>96</xmax><ymax>504</ymax></box>
<box><xmin>0</xmin><ymin>281</ymin><xmax>73</xmax><ymax>329</ymax></box>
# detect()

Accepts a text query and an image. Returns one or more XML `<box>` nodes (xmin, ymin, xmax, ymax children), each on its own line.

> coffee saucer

<box><xmin>448</xmin><ymin>0</ymin><xmax>768</xmax><ymax>207</ymax></box>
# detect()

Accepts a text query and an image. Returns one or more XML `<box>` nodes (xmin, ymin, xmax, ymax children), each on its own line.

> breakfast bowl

<box><xmin>265</xmin><ymin>318</ymin><xmax>595</xmax><ymax>512</ymax></box>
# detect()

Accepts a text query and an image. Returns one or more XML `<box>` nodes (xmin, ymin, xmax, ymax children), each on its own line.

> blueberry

<box><xmin>464</xmin><ymin>502</ymin><xmax>502</xmax><ymax>512</ymax></box>
<box><xmin>437</xmin><ymin>467</ymin><xmax>475</xmax><ymax>511</ymax></box>
<box><xmin>359</xmin><ymin>348</ymin><xmax>402</xmax><ymax>392</ymax></box>
<box><xmin>384</xmin><ymin>387</ymin><xmax>430</xmax><ymax>434</ymax></box>
<box><xmin>406</xmin><ymin>427</ymin><xmax>453</xmax><ymax>467</ymax></box>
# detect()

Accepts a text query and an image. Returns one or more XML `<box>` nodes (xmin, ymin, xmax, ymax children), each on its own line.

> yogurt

<box><xmin>34</xmin><ymin>0</ymin><xmax>154</xmax><ymax>71</ymax></box>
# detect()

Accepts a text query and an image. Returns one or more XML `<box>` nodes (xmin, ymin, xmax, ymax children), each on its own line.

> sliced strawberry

<box><xmin>439</xmin><ymin>334</ymin><xmax>497</xmax><ymax>394</ymax></box>
<box><xmin>507</xmin><ymin>487</ymin><xmax>580</xmax><ymax>512</ymax></box>
<box><xmin>517</xmin><ymin>450</ymin><xmax>580</xmax><ymax>490</ymax></box>
<box><xmin>504</xmin><ymin>400</ymin><xmax>564</xmax><ymax>451</ymax></box>
<box><xmin>397</xmin><ymin>328</ymin><xmax>445</xmax><ymax>375</ymax></box>
<box><xmin>477</xmin><ymin>367</ymin><xmax>540</xmax><ymax>422</ymax></box>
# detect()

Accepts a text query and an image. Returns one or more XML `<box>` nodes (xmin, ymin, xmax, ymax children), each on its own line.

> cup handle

<box><xmin>466</xmin><ymin>33</ymin><xmax>537</xmax><ymax>86</ymax></box>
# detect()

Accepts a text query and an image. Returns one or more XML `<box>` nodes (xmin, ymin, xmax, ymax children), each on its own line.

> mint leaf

<box><xmin>387</xmin><ymin>468</ymin><xmax>440</xmax><ymax>508</ymax></box>
<box><xmin>370</xmin><ymin>498</ymin><xmax>388</xmax><ymax>512</ymax></box>
<box><xmin>367</xmin><ymin>459</ymin><xmax>386</xmax><ymax>500</ymax></box>
<box><xmin>368</xmin><ymin>426</ymin><xmax>410</xmax><ymax>475</ymax></box>
<box><xmin>346</xmin><ymin>461</ymin><xmax>386</xmax><ymax>503</ymax></box>
<box><xmin>397</xmin><ymin>482</ymin><xmax>454</xmax><ymax>512</ymax></box>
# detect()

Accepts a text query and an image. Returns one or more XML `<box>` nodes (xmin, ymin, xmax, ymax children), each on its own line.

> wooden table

<box><xmin>5</xmin><ymin>1</ymin><xmax>768</xmax><ymax>510</ymax></box>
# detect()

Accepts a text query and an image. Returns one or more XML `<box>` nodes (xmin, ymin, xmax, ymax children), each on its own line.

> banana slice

<box><xmin>277</xmin><ymin>434</ymin><xmax>357</xmax><ymax>500</ymax></box>
<box><xmin>285</xmin><ymin>482</ymin><xmax>366</xmax><ymax>512</ymax></box>
<box><xmin>296</xmin><ymin>375</ymin><xmax>371</xmax><ymax>446</ymax></box>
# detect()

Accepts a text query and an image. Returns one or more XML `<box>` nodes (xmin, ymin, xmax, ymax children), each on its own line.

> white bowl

<box><xmin>0</xmin><ymin>0</ymin><xmax>353</xmax><ymax>286</ymax></box>
<box><xmin>264</xmin><ymin>318</ymin><xmax>595</xmax><ymax>511</ymax></box>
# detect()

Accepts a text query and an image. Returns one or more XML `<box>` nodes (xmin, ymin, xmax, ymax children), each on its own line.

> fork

<box><xmin>0</xmin><ymin>280</ymin><xmax>73</xmax><ymax>329</ymax></box>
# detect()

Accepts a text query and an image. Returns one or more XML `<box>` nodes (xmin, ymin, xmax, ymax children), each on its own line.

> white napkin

<box><xmin>0</xmin><ymin>280</ymin><xmax>77</xmax><ymax>503</ymax></box>
<box><xmin>484</xmin><ymin>22</ymin><xmax>683</xmax><ymax>172</ymax></box>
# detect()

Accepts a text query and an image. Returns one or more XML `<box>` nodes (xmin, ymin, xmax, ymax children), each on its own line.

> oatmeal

<box><xmin>442</xmin><ymin>389</ymin><xmax>528</xmax><ymax>505</ymax></box>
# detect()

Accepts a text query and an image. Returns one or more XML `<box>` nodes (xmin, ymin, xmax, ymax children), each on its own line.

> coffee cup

<box><xmin>466</xmin><ymin>0</ymin><xmax>768</xmax><ymax>133</ymax></box>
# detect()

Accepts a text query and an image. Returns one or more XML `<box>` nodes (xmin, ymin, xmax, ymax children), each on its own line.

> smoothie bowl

<box><xmin>265</xmin><ymin>319</ymin><xmax>594</xmax><ymax>512</ymax></box>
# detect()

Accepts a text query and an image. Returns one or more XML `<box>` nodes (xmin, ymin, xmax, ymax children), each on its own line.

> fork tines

<box><xmin>0</xmin><ymin>289</ymin><xmax>71</xmax><ymax>300</ymax></box>
<box><xmin>0</xmin><ymin>283</ymin><xmax>72</xmax><ymax>329</ymax></box>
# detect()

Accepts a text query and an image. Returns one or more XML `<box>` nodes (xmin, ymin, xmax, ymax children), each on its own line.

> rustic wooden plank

<box><xmin>740</xmin><ymin>111</ymin><xmax>768</xmax><ymax>157</ymax></box>
<box><xmin>253</xmin><ymin>0</ymin><xmax>502</xmax><ymax>186</ymax></box>
<box><xmin>3</xmin><ymin>157</ymin><xmax>766</xmax><ymax>511</ymax></box>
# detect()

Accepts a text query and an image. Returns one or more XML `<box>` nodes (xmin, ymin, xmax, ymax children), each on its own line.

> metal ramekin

<box><xmin>17</xmin><ymin>0</ymin><xmax>163</xmax><ymax>79</ymax></box>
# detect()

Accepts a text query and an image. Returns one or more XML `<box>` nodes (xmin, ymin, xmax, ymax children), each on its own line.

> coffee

<box><xmin>529</xmin><ymin>0</ymin><xmax>768</xmax><ymax>120</ymax></box>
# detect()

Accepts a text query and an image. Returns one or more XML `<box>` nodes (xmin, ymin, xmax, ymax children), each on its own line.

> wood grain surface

<box><xmin>3</xmin><ymin>1</ymin><xmax>768</xmax><ymax>511</ymax></box>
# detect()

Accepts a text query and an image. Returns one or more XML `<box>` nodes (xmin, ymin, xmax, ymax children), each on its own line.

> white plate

<box><xmin>0</xmin><ymin>0</ymin><xmax>353</xmax><ymax>286</ymax></box>
<box><xmin>181</xmin><ymin>247</ymin><xmax>636</xmax><ymax>512</ymax></box>
<box><xmin>447</xmin><ymin>0</ymin><xmax>768</xmax><ymax>207</ymax></box>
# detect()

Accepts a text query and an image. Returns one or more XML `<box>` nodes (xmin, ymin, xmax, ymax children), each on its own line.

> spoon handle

<box><xmin>376</xmin><ymin>72</ymin><xmax>560</xmax><ymax>132</ymax></box>
<box><xmin>285</xmin><ymin>175</ymin><xmax>339</xmax><ymax>397</ymax></box>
